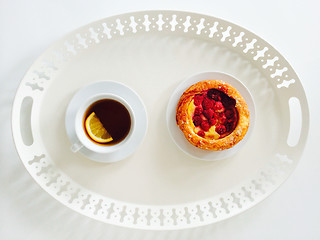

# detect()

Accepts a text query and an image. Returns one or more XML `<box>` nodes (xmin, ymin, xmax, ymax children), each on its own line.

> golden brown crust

<box><xmin>176</xmin><ymin>80</ymin><xmax>250</xmax><ymax>151</ymax></box>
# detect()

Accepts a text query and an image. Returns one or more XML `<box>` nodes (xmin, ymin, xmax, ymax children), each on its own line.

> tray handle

<box><xmin>13</xmin><ymin>95</ymin><xmax>34</xmax><ymax>147</ymax></box>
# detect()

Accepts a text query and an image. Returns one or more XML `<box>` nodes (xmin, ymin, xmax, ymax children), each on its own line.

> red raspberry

<box><xmin>225</xmin><ymin>109</ymin><xmax>235</xmax><ymax>119</ymax></box>
<box><xmin>197</xmin><ymin>130</ymin><xmax>205</xmax><ymax>137</ymax></box>
<box><xmin>227</xmin><ymin>116</ymin><xmax>237</xmax><ymax>124</ymax></box>
<box><xmin>203</xmin><ymin>109</ymin><xmax>214</xmax><ymax>119</ymax></box>
<box><xmin>225</xmin><ymin>123</ymin><xmax>232</xmax><ymax>132</ymax></box>
<box><xmin>207</xmin><ymin>89</ymin><xmax>221</xmax><ymax>101</ymax></box>
<box><xmin>224</xmin><ymin>97</ymin><xmax>236</xmax><ymax>108</ymax></box>
<box><xmin>212</xmin><ymin>95</ymin><xmax>221</xmax><ymax>101</ymax></box>
<box><xmin>193</xmin><ymin>116</ymin><xmax>202</xmax><ymax>126</ymax></box>
<box><xmin>215</xmin><ymin>125</ymin><xmax>226</xmax><ymax>135</ymax></box>
<box><xmin>194</xmin><ymin>94</ymin><xmax>204</xmax><ymax>106</ymax></box>
<box><xmin>214</xmin><ymin>101</ymin><xmax>225</xmax><ymax>112</ymax></box>
<box><xmin>209</xmin><ymin>118</ymin><xmax>217</xmax><ymax>126</ymax></box>
<box><xmin>200</xmin><ymin>121</ymin><xmax>210</xmax><ymax>131</ymax></box>
<box><xmin>225</xmin><ymin>122</ymin><xmax>236</xmax><ymax>132</ymax></box>
<box><xmin>219</xmin><ymin>114</ymin><xmax>227</xmax><ymax>124</ymax></box>
<box><xmin>194</xmin><ymin>106</ymin><xmax>203</xmax><ymax>116</ymax></box>
<box><xmin>202</xmin><ymin>98</ymin><xmax>214</xmax><ymax>109</ymax></box>
<box><xmin>225</xmin><ymin>109</ymin><xmax>233</xmax><ymax>119</ymax></box>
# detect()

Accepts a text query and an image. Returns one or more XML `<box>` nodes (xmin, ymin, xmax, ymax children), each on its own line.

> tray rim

<box><xmin>11</xmin><ymin>10</ymin><xmax>309</xmax><ymax>230</ymax></box>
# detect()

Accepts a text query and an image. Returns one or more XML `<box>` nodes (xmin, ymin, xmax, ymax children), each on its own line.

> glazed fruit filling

<box><xmin>191</xmin><ymin>89</ymin><xmax>238</xmax><ymax>139</ymax></box>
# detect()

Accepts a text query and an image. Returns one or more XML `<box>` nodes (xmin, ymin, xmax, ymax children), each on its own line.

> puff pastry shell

<box><xmin>176</xmin><ymin>80</ymin><xmax>249</xmax><ymax>151</ymax></box>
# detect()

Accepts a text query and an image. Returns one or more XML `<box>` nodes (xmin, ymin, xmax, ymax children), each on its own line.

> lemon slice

<box><xmin>85</xmin><ymin>112</ymin><xmax>113</xmax><ymax>143</ymax></box>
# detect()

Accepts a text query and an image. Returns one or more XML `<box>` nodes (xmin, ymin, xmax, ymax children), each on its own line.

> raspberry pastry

<box><xmin>176</xmin><ymin>80</ymin><xmax>249</xmax><ymax>151</ymax></box>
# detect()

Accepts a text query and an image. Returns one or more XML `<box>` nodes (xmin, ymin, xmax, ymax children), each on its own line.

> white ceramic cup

<box><xmin>71</xmin><ymin>93</ymin><xmax>135</xmax><ymax>154</ymax></box>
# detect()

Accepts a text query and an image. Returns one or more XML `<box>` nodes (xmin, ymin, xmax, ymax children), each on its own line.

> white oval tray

<box><xmin>12</xmin><ymin>10</ymin><xmax>309</xmax><ymax>230</ymax></box>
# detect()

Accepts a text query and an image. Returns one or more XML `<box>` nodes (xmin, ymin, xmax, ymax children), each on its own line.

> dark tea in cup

<box><xmin>83</xmin><ymin>99</ymin><xmax>131</xmax><ymax>145</ymax></box>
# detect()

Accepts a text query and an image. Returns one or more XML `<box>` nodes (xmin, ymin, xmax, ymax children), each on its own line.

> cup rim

<box><xmin>74</xmin><ymin>93</ymin><xmax>135</xmax><ymax>154</ymax></box>
<box><xmin>65</xmin><ymin>80</ymin><xmax>148</xmax><ymax>163</ymax></box>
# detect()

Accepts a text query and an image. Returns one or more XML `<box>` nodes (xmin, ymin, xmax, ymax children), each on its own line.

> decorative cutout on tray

<box><xmin>21</xmin><ymin>12</ymin><xmax>298</xmax><ymax>95</ymax></box>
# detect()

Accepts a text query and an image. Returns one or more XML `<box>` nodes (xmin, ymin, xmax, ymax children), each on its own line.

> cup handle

<box><xmin>71</xmin><ymin>141</ymin><xmax>84</xmax><ymax>152</ymax></box>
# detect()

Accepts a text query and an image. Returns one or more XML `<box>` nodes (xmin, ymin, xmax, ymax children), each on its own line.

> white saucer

<box><xmin>65</xmin><ymin>81</ymin><xmax>148</xmax><ymax>163</ymax></box>
<box><xmin>166</xmin><ymin>72</ymin><xmax>255</xmax><ymax>161</ymax></box>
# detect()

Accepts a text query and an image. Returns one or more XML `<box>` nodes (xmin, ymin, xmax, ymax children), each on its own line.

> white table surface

<box><xmin>1</xmin><ymin>0</ymin><xmax>319</xmax><ymax>239</ymax></box>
